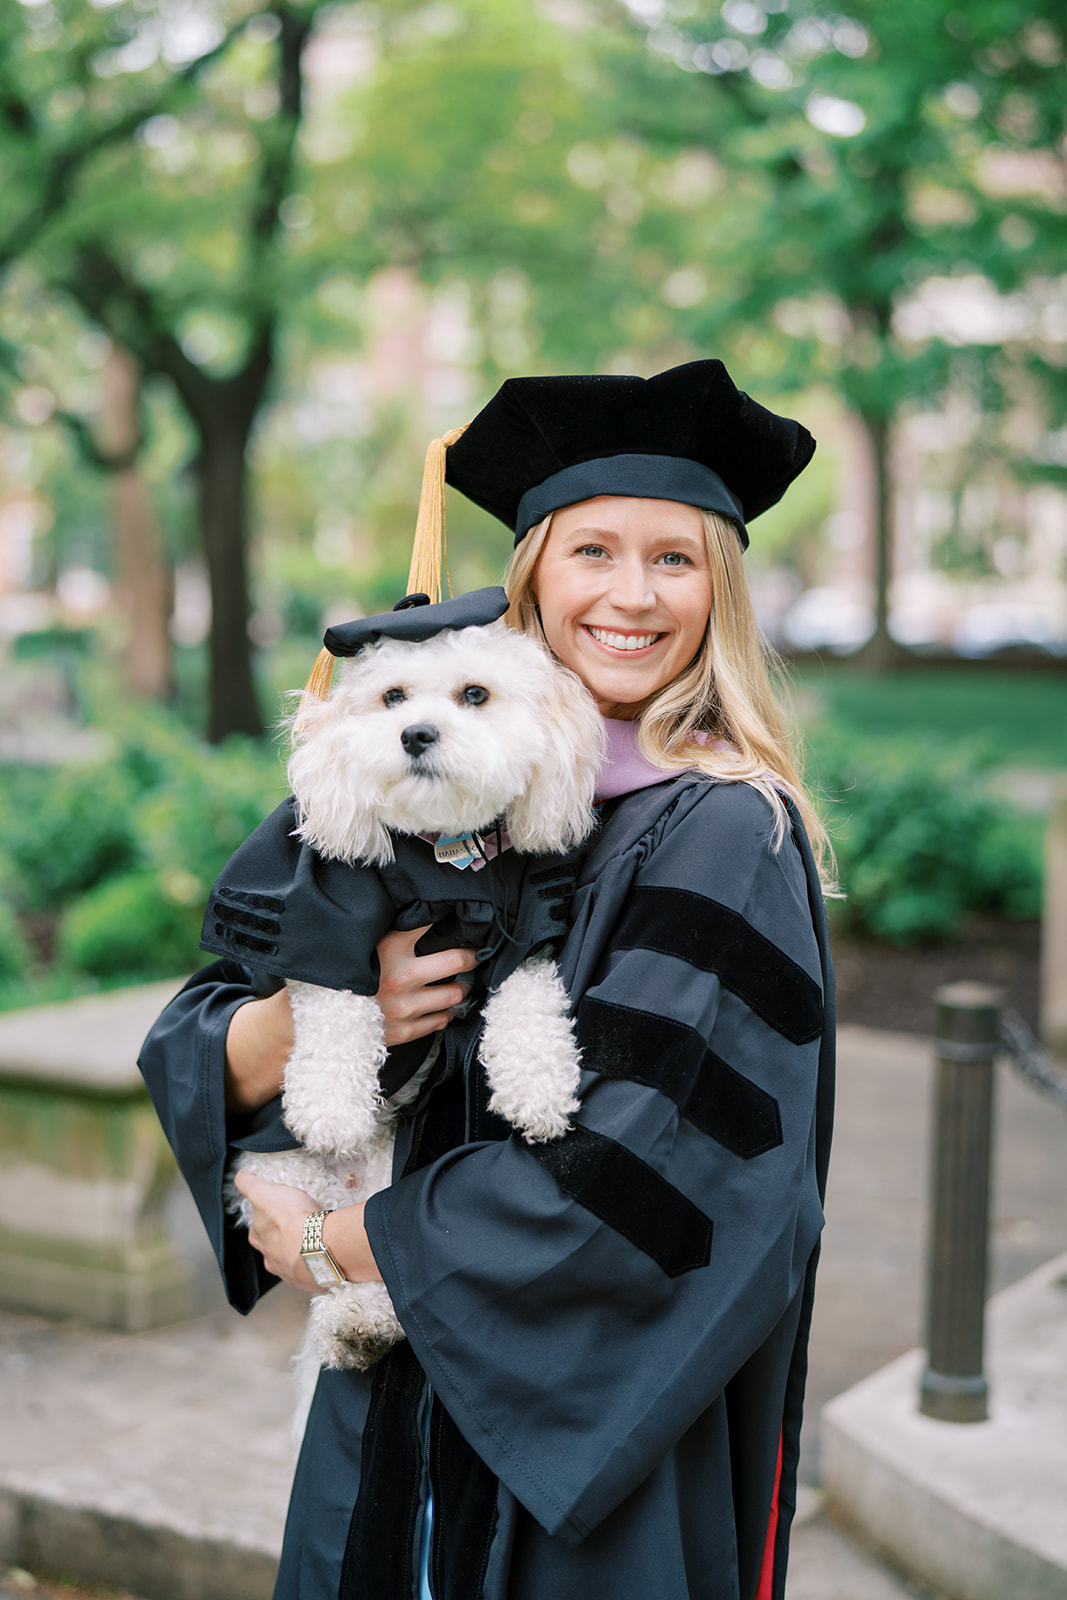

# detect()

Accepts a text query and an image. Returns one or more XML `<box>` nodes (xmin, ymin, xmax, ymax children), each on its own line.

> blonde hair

<box><xmin>503</xmin><ymin>508</ymin><xmax>835</xmax><ymax>888</ymax></box>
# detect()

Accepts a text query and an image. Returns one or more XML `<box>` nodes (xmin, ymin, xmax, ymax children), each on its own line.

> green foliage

<box><xmin>134</xmin><ymin>731</ymin><xmax>285</xmax><ymax>906</ymax></box>
<box><xmin>0</xmin><ymin>700</ymin><xmax>285</xmax><ymax>997</ymax></box>
<box><xmin>0</xmin><ymin>898</ymin><xmax>31</xmax><ymax>984</ymax></box>
<box><xmin>813</xmin><ymin>734</ymin><xmax>1042</xmax><ymax>945</ymax></box>
<box><xmin>0</xmin><ymin>762</ymin><xmax>142</xmax><ymax>913</ymax></box>
<box><xmin>57</xmin><ymin>870</ymin><xmax>202</xmax><ymax>981</ymax></box>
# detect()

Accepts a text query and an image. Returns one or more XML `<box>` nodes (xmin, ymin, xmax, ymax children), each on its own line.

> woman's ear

<box><xmin>506</xmin><ymin>659</ymin><xmax>604</xmax><ymax>854</ymax></box>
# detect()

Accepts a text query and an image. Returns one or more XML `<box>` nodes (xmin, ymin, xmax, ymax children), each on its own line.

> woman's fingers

<box><xmin>378</xmin><ymin>926</ymin><xmax>478</xmax><ymax>986</ymax></box>
<box><xmin>383</xmin><ymin>1008</ymin><xmax>458</xmax><ymax>1044</ymax></box>
<box><xmin>233</xmin><ymin>1170</ymin><xmax>321</xmax><ymax>1291</ymax></box>
<box><xmin>376</xmin><ymin>925</ymin><xmax>479</xmax><ymax>1044</ymax></box>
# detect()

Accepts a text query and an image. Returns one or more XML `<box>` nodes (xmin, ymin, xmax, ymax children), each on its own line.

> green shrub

<box><xmin>812</xmin><ymin>735</ymin><xmax>1042</xmax><ymax>945</ymax></box>
<box><xmin>0</xmin><ymin>698</ymin><xmax>286</xmax><ymax>999</ymax></box>
<box><xmin>135</xmin><ymin>734</ymin><xmax>284</xmax><ymax>906</ymax></box>
<box><xmin>0</xmin><ymin>762</ymin><xmax>141</xmax><ymax>912</ymax></box>
<box><xmin>57</xmin><ymin>870</ymin><xmax>203</xmax><ymax>981</ymax></box>
<box><xmin>0</xmin><ymin>897</ymin><xmax>31</xmax><ymax>983</ymax></box>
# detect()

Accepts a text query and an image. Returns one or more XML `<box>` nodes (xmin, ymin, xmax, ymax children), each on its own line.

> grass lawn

<box><xmin>789</xmin><ymin>664</ymin><xmax>1067</xmax><ymax>771</ymax></box>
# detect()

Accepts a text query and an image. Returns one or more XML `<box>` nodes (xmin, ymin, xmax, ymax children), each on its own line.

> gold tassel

<box><xmin>295</xmin><ymin>645</ymin><xmax>337</xmax><ymax>734</ymax></box>
<box><xmin>303</xmin><ymin>646</ymin><xmax>336</xmax><ymax>701</ymax></box>
<box><xmin>406</xmin><ymin>423</ymin><xmax>469</xmax><ymax>603</ymax></box>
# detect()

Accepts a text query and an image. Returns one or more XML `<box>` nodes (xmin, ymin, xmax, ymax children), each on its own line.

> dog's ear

<box><xmin>286</xmin><ymin>690</ymin><xmax>394</xmax><ymax>866</ymax></box>
<box><xmin>505</xmin><ymin>652</ymin><xmax>604</xmax><ymax>854</ymax></box>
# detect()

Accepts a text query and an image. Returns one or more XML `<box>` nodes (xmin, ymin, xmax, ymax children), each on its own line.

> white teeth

<box><xmin>587</xmin><ymin>626</ymin><xmax>660</xmax><ymax>651</ymax></box>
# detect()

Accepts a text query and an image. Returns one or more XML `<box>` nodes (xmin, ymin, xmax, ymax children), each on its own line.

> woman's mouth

<box><xmin>584</xmin><ymin>625</ymin><xmax>664</xmax><ymax>653</ymax></box>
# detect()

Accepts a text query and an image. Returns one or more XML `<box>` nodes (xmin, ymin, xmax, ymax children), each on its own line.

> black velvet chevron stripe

<box><xmin>530</xmin><ymin>1124</ymin><xmax>712</xmax><ymax>1277</ymax></box>
<box><xmin>577</xmin><ymin>997</ymin><xmax>783</xmax><ymax>1160</ymax></box>
<box><xmin>219</xmin><ymin>884</ymin><xmax>286</xmax><ymax>916</ymax></box>
<box><xmin>211</xmin><ymin>921</ymin><xmax>277</xmax><ymax>958</ymax></box>
<box><xmin>610</xmin><ymin>885</ymin><xmax>823</xmax><ymax>1045</ymax></box>
<box><xmin>211</xmin><ymin>890</ymin><xmax>283</xmax><ymax>937</ymax></box>
<box><xmin>209</xmin><ymin>887</ymin><xmax>285</xmax><ymax>958</ymax></box>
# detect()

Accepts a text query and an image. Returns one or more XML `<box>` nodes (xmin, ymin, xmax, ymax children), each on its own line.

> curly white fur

<box><xmin>480</xmin><ymin>956</ymin><xmax>582</xmax><ymax>1142</ymax></box>
<box><xmin>287</xmin><ymin>621</ymin><xmax>603</xmax><ymax>864</ymax></box>
<box><xmin>229</xmin><ymin>623</ymin><xmax>603</xmax><ymax>1374</ymax></box>
<box><xmin>282</xmin><ymin>983</ymin><xmax>387</xmax><ymax>1156</ymax></box>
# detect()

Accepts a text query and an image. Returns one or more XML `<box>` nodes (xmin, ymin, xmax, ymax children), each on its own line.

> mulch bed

<box><xmin>831</xmin><ymin>917</ymin><xmax>1042</xmax><ymax>1037</ymax></box>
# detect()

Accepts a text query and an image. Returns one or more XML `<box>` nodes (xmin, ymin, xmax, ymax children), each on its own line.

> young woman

<box><xmin>140</xmin><ymin>359</ymin><xmax>835</xmax><ymax>1600</ymax></box>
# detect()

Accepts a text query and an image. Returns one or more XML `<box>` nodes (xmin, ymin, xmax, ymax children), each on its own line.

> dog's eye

<box><xmin>382</xmin><ymin>688</ymin><xmax>407</xmax><ymax>707</ymax></box>
<box><xmin>460</xmin><ymin>685</ymin><xmax>490</xmax><ymax>706</ymax></box>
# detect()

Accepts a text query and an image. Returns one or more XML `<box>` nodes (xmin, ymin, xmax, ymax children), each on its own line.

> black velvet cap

<box><xmin>323</xmin><ymin>586</ymin><xmax>509</xmax><ymax>657</ymax></box>
<box><xmin>444</xmin><ymin>360</ymin><xmax>815</xmax><ymax>550</ymax></box>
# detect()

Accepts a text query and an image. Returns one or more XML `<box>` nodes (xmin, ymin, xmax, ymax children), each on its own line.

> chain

<box><xmin>998</xmin><ymin>1008</ymin><xmax>1067</xmax><ymax>1115</ymax></box>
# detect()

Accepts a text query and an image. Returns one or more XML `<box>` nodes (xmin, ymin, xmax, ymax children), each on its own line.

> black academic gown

<box><xmin>138</xmin><ymin>773</ymin><xmax>834</xmax><ymax>1600</ymax></box>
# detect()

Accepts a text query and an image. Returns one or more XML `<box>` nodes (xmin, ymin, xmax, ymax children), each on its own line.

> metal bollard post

<box><xmin>919</xmin><ymin>981</ymin><xmax>1001</xmax><ymax>1423</ymax></box>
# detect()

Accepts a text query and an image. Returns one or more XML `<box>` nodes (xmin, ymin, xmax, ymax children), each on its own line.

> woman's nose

<box><xmin>609</xmin><ymin>558</ymin><xmax>655</xmax><ymax>611</ymax></box>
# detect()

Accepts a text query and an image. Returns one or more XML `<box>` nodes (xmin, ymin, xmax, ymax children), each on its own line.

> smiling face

<box><xmin>531</xmin><ymin>496</ymin><xmax>713</xmax><ymax>717</ymax></box>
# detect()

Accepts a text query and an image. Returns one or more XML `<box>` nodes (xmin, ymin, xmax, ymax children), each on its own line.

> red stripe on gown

<box><xmin>755</xmin><ymin>1430</ymin><xmax>784</xmax><ymax>1600</ymax></box>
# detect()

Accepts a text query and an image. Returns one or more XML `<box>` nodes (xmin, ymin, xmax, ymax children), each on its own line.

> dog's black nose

<box><xmin>401</xmin><ymin>723</ymin><xmax>439</xmax><ymax>756</ymax></box>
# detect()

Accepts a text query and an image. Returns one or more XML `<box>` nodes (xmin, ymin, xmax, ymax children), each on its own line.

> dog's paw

<box><xmin>307</xmin><ymin>1280</ymin><xmax>406</xmax><ymax>1371</ymax></box>
<box><xmin>479</xmin><ymin>958</ymin><xmax>581</xmax><ymax>1143</ymax></box>
<box><xmin>283</xmin><ymin>985</ymin><xmax>390</xmax><ymax>1155</ymax></box>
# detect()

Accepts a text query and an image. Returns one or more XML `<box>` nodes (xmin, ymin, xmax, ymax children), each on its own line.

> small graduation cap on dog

<box><xmin>301</xmin><ymin>359</ymin><xmax>814</xmax><ymax>702</ymax></box>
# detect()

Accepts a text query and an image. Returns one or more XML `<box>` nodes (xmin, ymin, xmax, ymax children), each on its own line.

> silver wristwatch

<box><xmin>300</xmin><ymin>1210</ymin><xmax>346</xmax><ymax>1288</ymax></box>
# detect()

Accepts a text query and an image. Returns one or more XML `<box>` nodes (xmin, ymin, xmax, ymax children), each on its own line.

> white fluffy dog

<box><xmin>230</xmin><ymin>618</ymin><xmax>604</xmax><ymax>1371</ymax></box>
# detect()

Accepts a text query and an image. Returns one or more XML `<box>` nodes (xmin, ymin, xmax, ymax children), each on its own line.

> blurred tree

<box><xmin>0</xmin><ymin>0</ymin><xmax>685</xmax><ymax>735</ymax></box>
<box><xmin>617</xmin><ymin>0</ymin><xmax>1067</xmax><ymax>664</ymax></box>
<box><xmin>0</xmin><ymin>0</ymin><xmax>328</xmax><ymax>737</ymax></box>
<box><xmin>98</xmin><ymin>348</ymin><xmax>173</xmax><ymax>701</ymax></box>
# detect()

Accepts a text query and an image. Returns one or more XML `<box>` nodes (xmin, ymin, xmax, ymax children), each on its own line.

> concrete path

<box><xmin>1</xmin><ymin>1022</ymin><xmax>1065</xmax><ymax>1600</ymax></box>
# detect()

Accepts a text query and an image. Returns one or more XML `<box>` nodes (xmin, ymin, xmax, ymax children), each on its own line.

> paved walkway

<box><xmin>1</xmin><ymin>1023</ymin><xmax>1065</xmax><ymax>1600</ymax></box>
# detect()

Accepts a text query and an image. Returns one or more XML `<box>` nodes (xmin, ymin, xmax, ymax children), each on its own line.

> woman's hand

<box><xmin>234</xmin><ymin>1170</ymin><xmax>382</xmax><ymax>1289</ymax></box>
<box><xmin>375</xmin><ymin>925</ymin><xmax>479</xmax><ymax>1046</ymax></box>
<box><xmin>234</xmin><ymin>1169</ymin><xmax>320</xmax><ymax>1292</ymax></box>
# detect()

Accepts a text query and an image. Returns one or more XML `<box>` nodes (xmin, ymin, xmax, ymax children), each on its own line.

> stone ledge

<box><xmin>0</xmin><ymin>1493</ymin><xmax>278</xmax><ymax>1600</ymax></box>
<box><xmin>0</xmin><ymin>981</ymin><xmax>185</xmax><ymax>1097</ymax></box>
<box><xmin>0</xmin><ymin>1301</ymin><xmax>302</xmax><ymax>1600</ymax></box>
<box><xmin>0</xmin><ymin>980</ymin><xmax>194</xmax><ymax>1328</ymax></box>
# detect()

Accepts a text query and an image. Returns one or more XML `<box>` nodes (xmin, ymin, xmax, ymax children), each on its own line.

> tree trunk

<box><xmin>854</xmin><ymin>406</ymin><xmax>906</xmax><ymax>671</ymax></box>
<box><xmin>198</xmin><ymin>419</ymin><xmax>263</xmax><ymax>741</ymax></box>
<box><xmin>101</xmin><ymin>349</ymin><xmax>173</xmax><ymax>701</ymax></box>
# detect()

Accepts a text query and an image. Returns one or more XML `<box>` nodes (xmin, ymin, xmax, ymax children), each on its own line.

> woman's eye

<box><xmin>660</xmin><ymin>551</ymin><xmax>692</xmax><ymax>567</ymax></box>
<box><xmin>576</xmin><ymin>544</ymin><xmax>606</xmax><ymax>559</ymax></box>
<box><xmin>460</xmin><ymin>685</ymin><xmax>490</xmax><ymax>706</ymax></box>
<box><xmin>382</xmin><ymin>688</ymin><xmax>407</xmax><ymax>707</ymax></box>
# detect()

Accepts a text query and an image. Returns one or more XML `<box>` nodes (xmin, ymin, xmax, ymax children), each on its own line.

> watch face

<box><xmin>305</xmin><ymin>1251</ymin><xmax>342</xmax><ymax>1288</ymax></box>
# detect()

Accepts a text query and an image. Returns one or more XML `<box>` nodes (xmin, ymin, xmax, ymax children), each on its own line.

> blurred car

<box><xmin>779</xmin><ymin>587</ymin><xmax>875</xmax><ymax>653</ymax></box>
<box><xmin>952</xmin><ymin>601</ymin><xmax>1067</xmax><ymax>658</ymax></box>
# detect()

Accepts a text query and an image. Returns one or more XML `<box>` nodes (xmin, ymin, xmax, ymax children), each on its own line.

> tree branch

<box><xmin>56</xmin><ymin>246</ymin><xmax>216</xmax><ymax>428</ymax></box>
<box><xmin>0</xmin><ymin>10</ymin><xmax>253</xmax><ymax>274</ymax></box>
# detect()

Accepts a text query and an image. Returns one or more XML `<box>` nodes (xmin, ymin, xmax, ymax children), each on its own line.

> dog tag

<box><xmin>434</xmin><ymin>831</ymin><xmax>480</xmax><ymax>869</ymax></box>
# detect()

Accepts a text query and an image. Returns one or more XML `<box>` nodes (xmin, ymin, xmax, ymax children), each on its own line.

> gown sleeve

<box><xmin>363</xmin><ymin>779</ymin><xmax>833</xmax><ymax>1546</ymax></box>
<box><xmin>137</xmin><ymin>959</ymin><xmax>294</xmax><ymax>1313</ymax></box>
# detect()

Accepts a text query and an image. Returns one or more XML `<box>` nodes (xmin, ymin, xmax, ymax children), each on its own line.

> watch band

<box><xmin>300</xmin><ymin>1210</ymin><xmax>347</xmax><ymax>1288</ymax></box>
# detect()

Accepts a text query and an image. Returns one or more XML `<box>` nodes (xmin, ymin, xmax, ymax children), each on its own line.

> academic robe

<box><xmin>138</xmin><ymin>772</ymin><xmax>834</xmax><ymax>1600</ymax></box>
